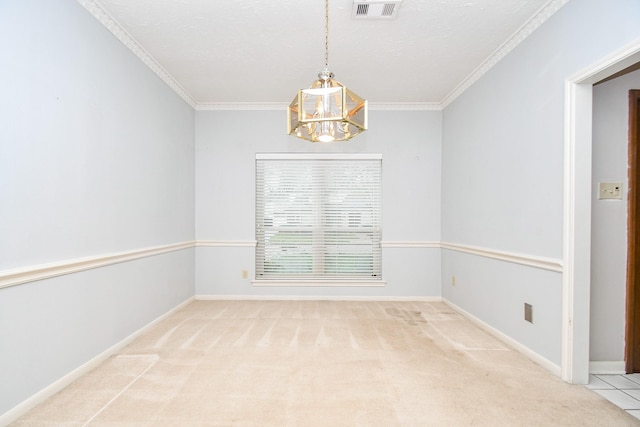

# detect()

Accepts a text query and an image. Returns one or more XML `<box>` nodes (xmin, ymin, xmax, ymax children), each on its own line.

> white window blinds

<box><xmin>256</xmin><ymin>155</ymin><xmax>382</xmax><ymax>280</ymax></box>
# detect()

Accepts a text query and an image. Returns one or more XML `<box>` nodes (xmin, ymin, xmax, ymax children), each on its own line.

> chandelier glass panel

<box><xmin>287</xmin><ymin>0</ymin><xmax>368</xmax><ymax>142</ymax></box>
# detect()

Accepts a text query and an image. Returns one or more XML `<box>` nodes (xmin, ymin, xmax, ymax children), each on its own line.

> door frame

<box><xmin>563</xmin><ymin>40</ymin><xmax>640</xmax><ymax>383</ymax></box>
<box><xmin>626</xmin><ymin>90</ymin><xmax>640</xmax><ymax>372</ymax></box>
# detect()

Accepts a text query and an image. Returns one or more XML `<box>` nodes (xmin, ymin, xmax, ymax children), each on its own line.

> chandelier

<box><xmin>287</xmin><ymin>0</ymin><xmax>368</xmax><ymax>142</ymax></box>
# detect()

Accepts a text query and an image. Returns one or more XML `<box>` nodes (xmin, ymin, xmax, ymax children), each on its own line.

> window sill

<box><xmin>251</xmin><ymin>279</ymin><xmax>386</xmax><ymax>287</ymax></box>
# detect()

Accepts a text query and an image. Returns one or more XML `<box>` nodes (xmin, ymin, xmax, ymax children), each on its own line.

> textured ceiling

<box><xmin>90</xmin><ymin>0</ymin><xmax>556</xmax><ymax>106</ymax></box>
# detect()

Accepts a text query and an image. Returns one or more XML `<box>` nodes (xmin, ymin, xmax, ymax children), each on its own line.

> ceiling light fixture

<box><xmin>287</xmin><ymin>0</ymin><xmax>368</xmax><ymax>142</ymax></box>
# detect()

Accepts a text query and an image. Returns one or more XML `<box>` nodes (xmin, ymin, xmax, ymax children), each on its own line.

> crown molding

<box><xmin>196</xmin><ymin>102</ymin><xmax>287</xmax><ymax>111</ymax></box>
<box><xmin>79</xmin><ymin>0</ymin><xmax>567</xmax><ymax>112</ymax></box>
<box><xmin>369</xmin><ymin>102</ymin><xmax>442</xmax><ymax>111</ymax></box>
<box><xmin>195</xmin><ymin>102</ymin><xmax>442</xmax><ymax>111</ymax></box>
<box><xmin>440</xmin><ymin>0</ymin><xmax>570</xmax><ymax>108</ymax></box>
<box><xmin>76</xmin><ymin>0</ymin><xmax>197</xmax><ymax>108</ymax></box>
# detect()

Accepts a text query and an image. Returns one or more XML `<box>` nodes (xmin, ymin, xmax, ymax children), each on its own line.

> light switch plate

<box><xmin>598</xmin><ymin>182</ymin><xmax>623</xmax><ymax>200</ymax></box>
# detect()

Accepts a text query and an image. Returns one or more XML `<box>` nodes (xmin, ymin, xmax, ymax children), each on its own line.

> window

<box><xmin>256</xmin><ymin>154</ymin><xmax>382</xmax><ymax>280</ymax></box>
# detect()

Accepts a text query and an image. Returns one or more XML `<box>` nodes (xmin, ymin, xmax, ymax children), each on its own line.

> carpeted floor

<box><xmin>12</xmin><ymin>300</ymin><xmax>640</xmax><ymax>426</ymax></box>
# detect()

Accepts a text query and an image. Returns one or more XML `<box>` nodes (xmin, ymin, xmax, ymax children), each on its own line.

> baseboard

<box><xmin>443</xmin><ymin>298</ymin><xmax>562</xmax><ymax>377</ymax></box>
<box><xmin>589</xmin><ymin>361</ymin><xmax>626</xmax><ymax>375</ymax></box>
<box><xmin>251</xmin><ymin>280</ymin><xmax>386</xmax><ymax>287</ymax></box>
<box><xmin>0</xmin><ymin>296</ymin><xmax>195</xmax><ymax>427</ymax></box>
<box><xmin>196</xmin><ymin>294</ymin><xmax>443</xmax><ymax>302</ymax></box>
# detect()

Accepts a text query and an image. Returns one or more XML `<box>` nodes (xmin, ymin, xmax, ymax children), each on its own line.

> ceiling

<box><xmin>88</xmin><ymin>0</ymin><xmax>558</xmax><ymax>107</ymax></box>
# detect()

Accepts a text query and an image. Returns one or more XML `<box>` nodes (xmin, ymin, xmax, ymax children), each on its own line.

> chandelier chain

<box><xmin>286</xmin><ymin>0</ymin><xmax>367</xmax><ymax>142</ymax></box>
<box><xmin>324</xmin><ymin>0</ymin><xmax>329</xmax><ymax>68</ymax></box>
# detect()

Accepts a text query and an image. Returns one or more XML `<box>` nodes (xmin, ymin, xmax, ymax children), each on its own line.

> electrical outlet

<box><xmin>598</xmin><ymin>182</ymin><xmax>622</xmax><ymax>200</ymax></box>
<box><xmin>451</xmin><ymin>275</ymin><xmax>456</xmax><ymax>286</ymax></box>
<box><xmin>524</xmin><ymin>303</ymin><xmax>533</xmax><ymax>323</ymax></box>
<box><xmin>242</xmin><ymin>270</ymin><xmax>248</xmax><ymax>279</ymax></box>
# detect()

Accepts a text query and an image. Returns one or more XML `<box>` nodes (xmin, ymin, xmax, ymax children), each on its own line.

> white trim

<box><xmin>0</xmin><ymin>241</ymin><xmax>195</xmax><ymax>290</ymax></box>
<box><xmin>381</xmin><ymin>241</ymin><xmax>440</xmax><ymax>248</ymax></box>
<box><xmin>563</xmin><ymin>38</ymin><xmax>640</xmax><ymax>385</ymax></box>
<box><xmin>196</xmin><ymin>102</ymin><xmax>287</xmax><ymax>111</ymax></box>
<box><xmin>565</xmin><ymin>38</ymin><xmax>640</xmax><ymax>85</ymax></box>
<box><xmin>441</xmin><ymin>242</ymin><xmax>563</xmax><ymax>272</ymax></box>
<box><xmin>195</xmin><ymin>240</ymin><xmax>257</xmax><ymax>248</ymax></box>
<box><xmin>589</xmin><ymin>361</ymin><xmax>626</xmax><ymax>375</ymax></box>
<box><xmin>368</xmin><ymin>102</ymin><xmax>441</xmax><ymax>111</ymax></box>
<box><xmin>75</xmin><ymin>0</ymin><xmax>445</xmax><ymax>116</ymax></box>
<box><xmin>562</xmin><ymin>78</ymin><xmax>579</xmax><ymax>384</ymax></box>
<box><xmin>78</xmin><ymin>0</ymin><xmax>566</xmax><ymax>113</ymax></box>
<box><xmin>76</xmin><ymin>0</ymin><xmax>197</xmax><ymax>108</ymax></box>
<box><xmin>82</xmin><ymin>354</ymin><xmax>159</xmax><ymax>426</ymax></box>
<box><xmin>443</xmin><ymin>298</ymin><xmax>561</xmax><ymax>377</ymax></box>
<box><xmin>256</xmin><ymin>153</ymin><xmax>383</xmax><ymax>160</ymax></box>
<box><xmin>0</xmin><ymin>239</ymin><xmax>564</xmax><ymax>290</ymax></box>
<box><xmin>251</xmin><ymin>280</ymin><xmax>386</xmax><ymax>287</ymax></box>
<box><xmin>385</xmin><ymin>241</ymin><xmax>563</xmax><ymax>273</ymax></box>
<box><xmin>195</xmin><ymin>102</ymin><xmax>442</xmax><ymax>111</ymax></box>
<box><xmin>196</xmin><ymin>295</ymin><xmax>441</xmax><ymax>301</ymax></box>
<box><xmin>0</xmin><ymin>296</ymin><xmax>195</xmax><ymax>426</ymax></box>
<box><xmin>440</xmin><ymin>0</ymin><xmax>569</xmax><ymax>108</ymax></box>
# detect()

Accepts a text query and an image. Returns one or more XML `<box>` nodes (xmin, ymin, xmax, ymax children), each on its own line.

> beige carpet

<box><xmin>13</xmin><ymin>300</ymin><xmax>640</xmax><ymax>426</ymax></box>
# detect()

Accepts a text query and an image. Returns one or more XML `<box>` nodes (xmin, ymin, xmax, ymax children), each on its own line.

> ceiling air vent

<box><xmin>352</xmin><ymin>0</ymin><xmax>402</xmax><ymax>19</ymax></box>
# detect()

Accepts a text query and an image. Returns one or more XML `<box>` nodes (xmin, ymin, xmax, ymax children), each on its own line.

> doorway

<box><xmin>564</xmin><ymin>42</ymin><xmax>640</xmax><ymax>384</ymax></box>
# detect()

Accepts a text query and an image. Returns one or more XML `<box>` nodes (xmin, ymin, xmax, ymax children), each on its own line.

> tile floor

<box><xmin>588</xmin><ymin>374</ymin><xmax>640</xmax><ymax>420</ymax></box>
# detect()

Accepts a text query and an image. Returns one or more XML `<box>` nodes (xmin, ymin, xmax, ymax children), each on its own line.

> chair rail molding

<box><xmin>441</xmin><ymin>242</ymin><xmax>563</xmax><ymax>273</ymax></box>
<box><xmin>195</xmin><ymin>240</ymin><xmax>257</xmax><ymax>247</ymax></box>
<box><xmin>0</xmin><ymin>240</ymin><xmax>563</xmax><ymax>289</ymax></box>
<box><xmin>381</xmin><ymin>241</ymin><xmax>440</xmax><ymax>248</ymax></box>
<box><xmin>0</xmin><ymin>241</ymin><xmax>195</xmax><ymax>290</ymax></box>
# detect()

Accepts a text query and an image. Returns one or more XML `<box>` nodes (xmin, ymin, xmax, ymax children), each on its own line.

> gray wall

<box><xmin>441</xmin><ymin>0</ymin><xmax>640</xmax><ymax>368</ymax></box>
<box><xmin>590</xmin><ymin>69</ymin><xmax>640</xmax><ymax>363</ymax></box>
<box><xmin>0</xmin><ymin>0</ymin><xmax>195</xmax><ymax>415</ymax></box>
<box><xmin>195</xmin><ymin>110</ymin><xmax>442</xmax><ymax>297</ymax></box>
